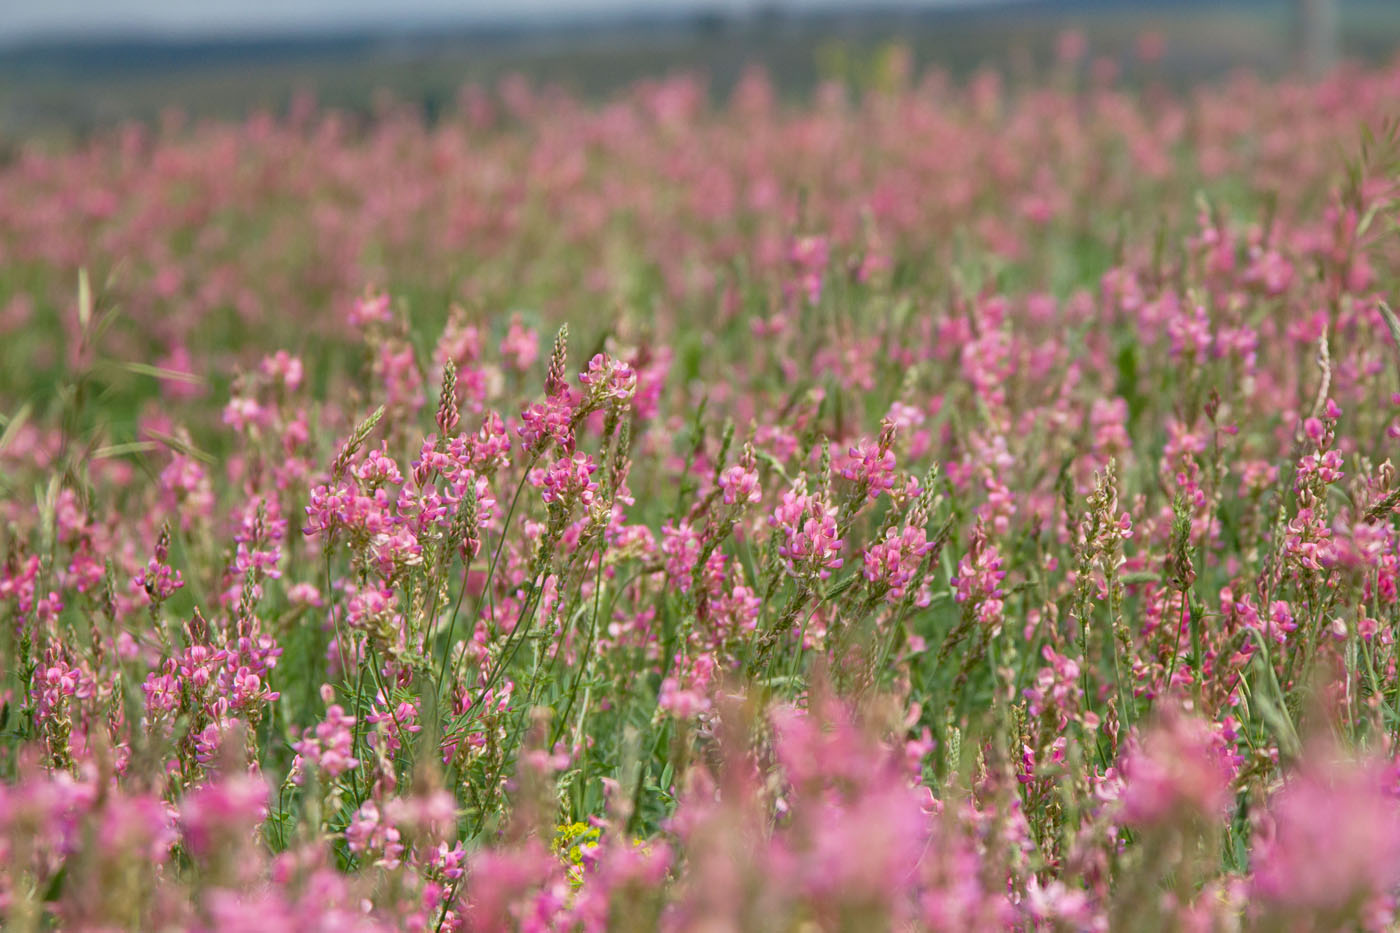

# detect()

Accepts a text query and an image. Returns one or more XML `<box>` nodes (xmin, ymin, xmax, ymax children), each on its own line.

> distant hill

<box><xmin>2</xmin><ymin>0</ymin><xmax>1397</xmax><ymax>138</ymax></box>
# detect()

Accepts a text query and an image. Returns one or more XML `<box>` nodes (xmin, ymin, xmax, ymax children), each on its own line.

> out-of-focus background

<box><xmin>1</xmin><ymin>0</ymin><xmax>1395</xmax><ymax>138</ymax></box>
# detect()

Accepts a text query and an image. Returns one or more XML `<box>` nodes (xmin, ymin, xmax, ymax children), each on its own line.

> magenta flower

<box><xmin>718</xmin><ymin>464</ymin><xmax>761</xmax><ymax>506</ymax></box>
<box><xmin>862</xmin><ymin>524</ymin><xmax>934</xmax><ymax>603</ymax></box>
<box><xmin>951</xmin><ymin>525</ymin><xmax>1006</xmax><ymax>630</ymax></box>
<box><xmin>660</xmin><ymin>520</ymin><xmax>703</xmax><ymax>593</ymax></box>
<box><xmin>770</xmin><ymin>488</ymin><xmax>845</xmax><ymax>580</ymax></box>
<box><xmin>1252</xmin><ymin>750</ymin><xmax>1400</xmax><ymax>921</ymax></box>
<box><xmin>840</xmin><ymin>438</ymin><xmax>897</xmax><ymax>500</ymax></box>
<box><xmin>538</xmin><ymin>452</ymin><xmax>599</xmax><ymax>511</ymax></box>
<box><xmin>1119</xmin><ymin>706</ymin><xmax>1234</xmax><ymax>828</ymax></box>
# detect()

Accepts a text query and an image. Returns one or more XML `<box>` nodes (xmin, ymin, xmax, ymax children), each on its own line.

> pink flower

<box><xmin>862</xmin><ymin>524</ymin><xmax>933</xmax><ymax>603</ymax></box>
<box><xmin>1252</xmin><ymin>750</ymin><xmax>1400</xmax><ymax>918</ymax></box>
<box><xmin>349</xmin><ymin>287</ymin><xmax>392</xmax><ymax>327</ymax></box>
<box><xmin>1119</xmin><ymin>706</ymin><xmax>1233</xmax><ymax>827</ymax></box>
<box><xmin>787</xmin><ymin>235</ymin><xmax>829</xmax><ymax>306</ymax></box>
<box><xmin>292</xmin><ymin>704</ymin><xmax>360</xmax><ymax>779</ymax></box>
<box><xmin>180</xmin><ymin>773</ymin><xmax>269</xmax><ymax>858</ymax></box>
<box><xmin>658</xmin><ymin>676</ymin><xmax>710</xmax><ymax>718</ymax></box>
<box><xmin>951</xmin><ymin>525</ymin><xmax>1006</xmax><ymax>630</ymax></box>
<box><xmin>770</xmin><ymin>488</ymin><xmax>845</xmax><ymax>580</ymax></box>
<box><xmin>538</xmin><ymin>452</ymin><xmax>599</xmax><ymax>511</ymax></box>
<box><xmin>500</xmin><ymin>315</ymin><xmax>539</xmax><ymax>371</ymax></box>
<box><xmin>260</xmin><ymin>350</ymin><xmax>304</xmax><ymax>391</ymax></box>
<box><xmin>840</xmin><ymin>439</ymin><xmax>896</xmax><ymax>500</ymax></box>
<box><xmin>661</xmin><ymin>520</ymin><xmax>703</xmax><ymax>592</ymax></box>
<box><xmin>345</xmin><ymin>800</ymin><xmax>405</xmax><ymax>868</ymax></box>
<box><xmin>578</xmin><ymin>353</ymin><xmax>637</xmax><ymax>405</ymax></box>
<box><xmin>718</xmin><ymin>464</ymin><xmax>761</xmax><ymax>506</ymax></box>
<box><xmin>518</xmin><ymin>395</ymin><xmax>575</xmax><ymax>454</ymax></box>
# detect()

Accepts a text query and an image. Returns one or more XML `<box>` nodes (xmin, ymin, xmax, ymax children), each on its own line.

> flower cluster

<box><xmin>2</xmin><ymin>44</ymin><xmax>1400</xmax><ymax>932</ymax></box>
<box><xmin>770</xmin><ymin>487</ymin><xmax>845</xmax><ymax>580</ymax></box>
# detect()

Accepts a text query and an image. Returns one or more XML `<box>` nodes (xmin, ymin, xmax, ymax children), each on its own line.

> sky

<box><xmin>2</xmin><ymin>0</ymin><xmax>995</xmax><ymax>42</ymax></box>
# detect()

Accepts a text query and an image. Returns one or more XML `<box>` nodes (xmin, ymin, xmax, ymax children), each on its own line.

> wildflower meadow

<box><xmin>4</xmin><ymin>43</ymin><xmax>1400</xmax><ymax>931</ymax></box>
